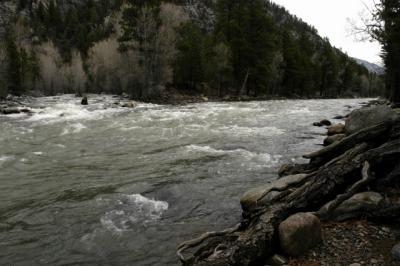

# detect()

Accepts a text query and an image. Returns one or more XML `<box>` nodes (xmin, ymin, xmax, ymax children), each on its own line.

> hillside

<box><xmin>0</xmin><ymin>0</ymin><xmax>385</xmax><ymax>100</ymax></box>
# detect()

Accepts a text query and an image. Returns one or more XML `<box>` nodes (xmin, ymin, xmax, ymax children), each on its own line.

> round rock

<box><xmin>392</xmin><ymin>243</ymin><xmax>400</xmax><ymax>260</ymax></box>
<box><xmin>279</xmin><ymin>212</ymin><xmax>322</xmax><ymax>257</ymax></box>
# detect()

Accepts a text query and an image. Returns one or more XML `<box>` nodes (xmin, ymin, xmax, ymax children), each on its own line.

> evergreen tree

<box><xmin>5</xmin><ymin>34</ymin><xmax>23</xmax><ymax>96</ymax></box>
<box><xmin>215</xmin><ymin>0</ymin><xmax>276</xmax><ymax>96</ymax></box>
<box><xmin>173</xmin><ymin>23</ymin><xmax>205</xmax><ymax>91</ymax></box>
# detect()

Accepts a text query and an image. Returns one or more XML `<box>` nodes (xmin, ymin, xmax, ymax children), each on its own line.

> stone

<box><xmin>345</xmin><ymin>105</ymin><xmax>398</xmax><ymax>135</ymax></box>
<box><xmin>349</xmin><ymin>263</ymin><xmax>361</xmax><ymax>266</ymax></box>
<box><xmin>392</xmin><ymin>243</ymin><xmax>400</xmax><ymax>260</ymax></box>
<box><xmin>327</xmin><ymin>123</ymin><xmax>345</xmax><ymax>136</ymax></box>
<box><xmin>1</xmin><ymin>107</ymin><xmax>21</xmax><ymax>115</ymax></box>
<box><xmin>320</xmin><ymin>119</ymin><xmax>332</xmax><ymax>126</ymax></box>
<box><xmin>121</xmin><ymin>101</ymin><xmax>137</xmax><ymax>108</ymax></box>
<box><xmin>278</xmin><ymin>212</ymin><xmax>322</xmax><ymax>257</ymax></box>
<box><xmin>266</xmin><ymin>254</ymin><xmax>288</xmax><ymax>266</ymax></box>
<box><xmin>333</xmin><ymin>115</ymin><xmax>346</xmax><ymax>120</ymax></box>
<box><xmin>241</xmin><ymin>174</ymin><xmax>308</xmax><ymax>213</ymax></box>
<box><xmin>313</xmin><ymin>122</ymin><xmax>323</xmax><ymax>127</ymax></box>
<box><xmin>323</xmin><ymin>134</ymin><xmax>346</xmax><ymax>146</ymax></box>
<box><xmin>332</xmin><ymin>192</ymin><xmax>384</xmax><ymax>221</ymax></box>
<box><xmin>81</xmin><ymin>96</ymin><xmax>88</xmax><ymax>105</ymax></box>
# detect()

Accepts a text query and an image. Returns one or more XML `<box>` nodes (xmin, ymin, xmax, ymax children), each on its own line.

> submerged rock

<box><xmin>320</xmin><ymin>119</ymin><xmax>332</xmax><ymax>126</ymax></box>
<box><xmin>81</xmin><ymin>96</ymin><xmax>88</xmax><ymax>105</ymax></box>
<box><xmin>327</xmin><ymin>123</ymin><xmax>345</xmax><ymax>136</ymax></box>
<box><xmin>1</xmin><ymin>107</ymin><xmax>21</xmax><ymax>115</ymax></box>
<box><xmin>345</xmin><ymin>105</ymin><xmax>398</xmax><ymax>135</ymax></box>
<box><xmin>121</xmin><ymin>101</ymin><xmax>137</xmax><ymax>108</ymax></box>
<box><xmin>278</xmin><ymin>212</ymin><xmax>322</xmax><ymax>256</ymax></box>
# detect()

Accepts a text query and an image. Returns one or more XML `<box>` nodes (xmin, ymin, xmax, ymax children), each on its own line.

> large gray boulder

<box><xmin>392</xmin><ymin>243</ymin><xmax>400</xmax><ymax>261</ymax></box>
<box><xmin>332</xmin><ymin>192</ymin><xmax>384</xmax><ymax>221</ymax></box>
<box><xmin>278</xmin><ymin>212</ymin><xmax>322</xmax><ymax>256</ymax></box>
<box><xmin>345</xmin><ymin>105</ymin><xmax>398</xmax><ymax>135</ymax></box>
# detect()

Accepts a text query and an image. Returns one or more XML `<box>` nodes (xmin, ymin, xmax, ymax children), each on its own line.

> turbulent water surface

<box><xmin>0</xmin><ymin>95</ymin><xmax>368</xmax><ymax>265</ymax></box>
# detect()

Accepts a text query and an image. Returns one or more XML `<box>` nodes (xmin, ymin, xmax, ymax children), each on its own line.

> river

<box><xmin>0</xmin><ymin>95</ymin><xmax>367</xmax><ymax>265</ymax></box>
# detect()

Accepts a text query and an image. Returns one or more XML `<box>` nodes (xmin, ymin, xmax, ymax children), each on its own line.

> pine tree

<box><xmin>5</xmin><ymin>34</ymin><xmax>23</xmax><ymax>96</ymax></box>
<box><xmin>215</xmin><ymin>0</ymin><xmax>276</xmax><ymax>96</ymax></box>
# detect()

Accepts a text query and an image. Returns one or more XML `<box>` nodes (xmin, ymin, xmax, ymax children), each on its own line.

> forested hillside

<box><xmin>0</xmin><ymin>0</ymin><xmax>385</xmax><ymax>100</ymax></box>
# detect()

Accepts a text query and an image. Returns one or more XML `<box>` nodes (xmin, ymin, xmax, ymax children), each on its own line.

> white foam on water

<box><xmin>218</xmin><ymin>125</ymin><xmax>285</xmax><ymax>137</ymax></box>
<box><xmin>0</xmin><ymin>155</ymin><xmax>14</xmax><ymax>162</ymax></box>
<box><xmin>99</xmin><ymin>194</ymin><xmax>168</xmax><ymax>234</ymax></box>
<box><xmin>186</xmin><ymin>145</ymin><xmax>282</xmax><ymax>167</ymax></box>
<box><xmin>33</xmin><ymin>152</ymin><xmax>43</xmax><ymax>155</ymax></box>
<box><xmin>287</xmin><ymin>107</ymin><xmax>311</xmax><ymax>114</ymax></box>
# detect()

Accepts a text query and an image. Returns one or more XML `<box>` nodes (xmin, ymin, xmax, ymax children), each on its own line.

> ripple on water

<box><xmin>99</xmin><ymin>194</ymin><xmax>168</xmax><ymax>233</ymax></box>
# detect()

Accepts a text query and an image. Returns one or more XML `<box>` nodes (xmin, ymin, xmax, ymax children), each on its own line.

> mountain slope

<box><xmin>0</xmin><ymin>0</ymin><xmax>385</xmax><ymax>99</ymax></box>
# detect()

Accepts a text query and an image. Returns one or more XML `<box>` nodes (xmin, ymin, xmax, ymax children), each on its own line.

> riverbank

<box><xmin>178</xmin><ymin>100</ymin><xmax>400</xmax><ymax>266</ymax></box>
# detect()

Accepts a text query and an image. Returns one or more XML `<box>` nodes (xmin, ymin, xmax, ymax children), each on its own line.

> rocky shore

<box><xmin>177</xmin><ymin>99</ymin><xmax>400</xmax><ymax>266</ymax></box>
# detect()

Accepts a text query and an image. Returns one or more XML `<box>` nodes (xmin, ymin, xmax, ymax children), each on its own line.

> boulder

<box><xmin>278</xmin><ymin>212</ymin><xmax>322</xmax><ymax>257</ymax></box>
<box><xmin>327</xmin><ymin>123</ymin><xmax>345</xmax><ymax>136</ymax></box>
<box><xmin>320</xmin><ymin>119</ymin><xmax>332</xmax><ymax>126</ymax></box>
<box><xmin>323</xmin><ymin>134</ymin><xmax>346</xmax><ymax>146</ymax></box>
<box><xmin>345</xmin><ymin>105</ymin><xmax>398</xmax><ymax>135</ymax></box>
<box><xmin>1</xmin><ymin>107</ymin><xmax>21</xmax><ymax>115</ymax></box>
<box><xmin>331</xmin><ymin>192</ymin><xmax>384</xmax><ymax>221</ymax></box>
<box><xmin>392</xmin><ymin>243</ymin><xmax>400</xmax><ymax>261</ymax></box>
<box><xmin>121</xmin><ymin>101</ymin><xmax>137</xmax><ymax>108</ymax></box>
<box><xmin>81</xmin><ymin>96</ymin><xmax>88</xmax><ymax>105</ymax></box>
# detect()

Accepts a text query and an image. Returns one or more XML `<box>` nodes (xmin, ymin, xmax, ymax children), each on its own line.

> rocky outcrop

<box><xmin>345</xmin><ymin>105</ymin><xmax>398</xmax><ymax>135</ymax></box>
<box><xmin>278</xmin><ymin>212</ymin><xmax>322</xmax><ymax>256</ymax></box>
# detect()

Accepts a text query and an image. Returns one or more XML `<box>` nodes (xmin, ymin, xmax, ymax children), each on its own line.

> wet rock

<box><xmin>121</xmin><ymin>101</ymin><xmax>137</xmax><ymax>108</ymax></box>
<box><xmin>327</xmin><ymin>123</ymin><xmax>345</xmax><ymax>136</ymax></box>
<box><xmin>266</xmin><ymin>254</ymin><xmax>288</xmax><ymax>266</ymax></box>
<box><xmin>1</xmin><ymin>107</ymin><xmax>21</xmax><ymax>115</ymax></box>
<box><xmin>349</xmin><ymin>263</ymin><xmax>361</xmax><ymax>266</ymax></box>
<box><xmin>278</xmin><ymin>212</ymin><xmax>322</xmax><ymax>257</ymax></box>
<box><xmin>19</xmin><ymin>107</ymin><xmax>32</xmax><ymax>113</ymax></box>
<box><xmin>333</xmin><ymin>115</ymin><xmax>346</xmax><ymax>120</ymax></box>
<box><xmin>81</xmin><ymin>96</ymin><xmax>88</xmax><ymax>105</ymax></box>
<box><xmin>323</xmin><ymin>134</ymin><xmax>346</xmax><ymax>146</ymax></box>
<box><xmin>392</xmin><ymin>243</ymin><xmax>400</xmax><ymax>260</ymax></box>
<box><xmin>313</xmin><ymin>122</ymin><xmax>323</xmax><ymax>127</ymax></box>
<box><xmin>320</xmin><ymin>119</ymin><xmax>332</xmax><ymax>126</ymax></box>
<box><xmin>332</xmin><ymin>192</ymin><xmax>384</xmax><ymax>221</ymax></box>
<box><xmin>345</xmin><ymin>105</ymin><xmax>398</xmax><ymax>135</ymax></box>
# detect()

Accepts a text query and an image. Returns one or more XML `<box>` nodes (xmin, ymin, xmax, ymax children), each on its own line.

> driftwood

<box><xmin>178</xmin><ymin>117</ymin><xmax>400</xmax><ymax>266</ymax></box>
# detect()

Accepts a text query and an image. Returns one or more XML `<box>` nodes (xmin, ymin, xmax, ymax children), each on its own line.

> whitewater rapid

<box><xmin>0</xmin><ymin>95</ymin><xmax>369</xmax><ymax>265</ymax></box>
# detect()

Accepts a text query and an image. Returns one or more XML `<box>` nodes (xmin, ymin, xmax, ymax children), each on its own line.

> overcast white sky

<box><xmin>272</xmin><ymin>0</ymin><xmax>382</xmax><ymax>65</ymax></box>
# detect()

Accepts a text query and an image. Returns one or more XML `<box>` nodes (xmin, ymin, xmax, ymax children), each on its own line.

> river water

<box><xmin>0</xmin><ymin>95</ymin><xmax>367</xmax><ymax>265</ymax></box>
